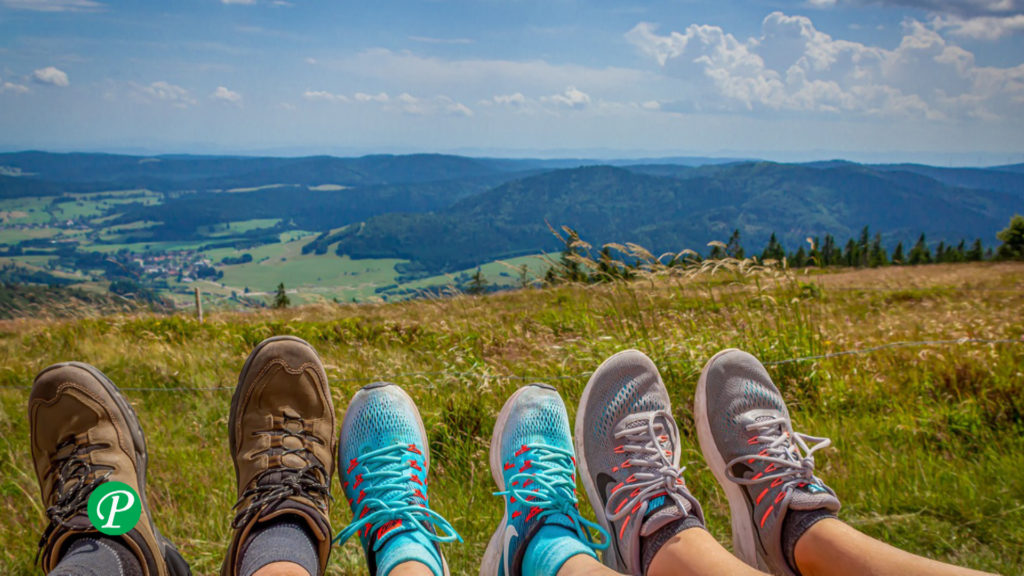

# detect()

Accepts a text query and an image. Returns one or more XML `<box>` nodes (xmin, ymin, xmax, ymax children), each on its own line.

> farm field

<box><xmin>1</xmin><ymin>262</ymin><xmax>1021</xmax><ymax>574</ymax></box>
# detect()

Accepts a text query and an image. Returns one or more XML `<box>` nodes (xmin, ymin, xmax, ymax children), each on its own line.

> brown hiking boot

<box><xmin>29</xmin><ymin>362</ymin><xmax>191</xmax><ymax>576</ymax></box>
<box><xmin>222</xmin><ymin>336</ymin><xmax>336</xmax><ymax>576</ymax></box>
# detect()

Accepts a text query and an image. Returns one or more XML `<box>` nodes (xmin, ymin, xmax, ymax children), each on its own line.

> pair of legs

<box><xmin>30</xmin><ymin>336</ymin><xmax>456</xmax><ymax>576</ymax></box>
<box><xmin>28</xmin><ymin>339</ymin><xmax>997</xmax><ymax>576</ymax></box>
<box><xmin>485</xmin><ymin>349</ymin><xmax>995</xmax><ymax>576</ymax></box>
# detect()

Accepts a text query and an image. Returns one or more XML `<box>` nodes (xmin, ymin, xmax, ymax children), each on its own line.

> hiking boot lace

<box><xmin>36</xmin><ymin>438</ymin><xmax>112</xmax><ymax>561</ymax></box>
<box><xmin>606</xmin><ymin>409</ymin><xmax>694</xmax><ymax>525</ymax></box>
<box><xmin>725</xmin><ymin>417</ymin><xmax>831</xmax><ymax>487</ymax></box>
<box><xmin>497</xmin><ymin>442</ymin><xmax>609</xmax><ymax>550</ymax></box>
<box><xmin>333</xmin><ymin>443</ymin><xmax>461</xmax><ymax>550</ymax></box>
<box><xmin>232</xmin><ymin>413</ymin><xmax>331</xmax><ymax>529</ymax></box>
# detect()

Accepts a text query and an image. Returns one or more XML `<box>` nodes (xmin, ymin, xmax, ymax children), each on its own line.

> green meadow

<box><xmin>1</xmin><ymin>262</ymin><xmax>1021</xmax><ymax>575</ymax></box>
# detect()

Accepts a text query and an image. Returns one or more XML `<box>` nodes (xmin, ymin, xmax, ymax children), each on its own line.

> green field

<box><xmin>210</xmin><ymin>237</ymin><xmax>406</xmax><ymax>303</ymax></box>
<box><xmin>396</xmin><ymin>254</ymin><xmax>553</xmax><ymax>294</ymax></box>
<box><xmin>201</xmin><ymin>219</ymin><xmax>282</xmax><ymax>237</ymax></box>
<box><xmin>0</xmin><ymin>197</ymin><xmax>55</xmax><ymax>225</ymax></box>
<box><xmin>0</xmin><ymin>227</ymin><xmax>60</xmax><ymax>244</ymax></box>
<box><xmin>1</xmin><ymin>263</ymin><xmax>1021</xmax><ymax>575</ymax></box>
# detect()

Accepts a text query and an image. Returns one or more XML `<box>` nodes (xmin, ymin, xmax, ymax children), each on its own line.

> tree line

<box><xmin>545</xmin><ymin>214</ymin><xmax>1024</xmax><ymax>285</ymax></box>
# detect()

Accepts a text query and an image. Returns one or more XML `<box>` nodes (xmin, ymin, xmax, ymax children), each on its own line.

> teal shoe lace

<box><xmin>496</xmin><ymin>442</ymin><xmax>609</xmax><ymax>551</ymax></box>
<box><xmin>334</xmin><ymin>443</ymin><xmax>462</xmax><ymax>550</ymax></box>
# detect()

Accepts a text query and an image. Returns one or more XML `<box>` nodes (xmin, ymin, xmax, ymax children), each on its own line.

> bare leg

<box><xmin>795</xmin><ymin>519</ymin><xmax>996</xmax><ymax>576</ymax></box>
<box><xmin>388</xmin><ymin>560</ymin><xmax>435</xmax><ymax>576</ymax></box>
<box><xmin>253</xmin><ymin>561</ymin><xmax>310</xmax><ymax>576</ymax></box>
<box><xmin>556</xmin><ymin>553</ymin><xmax>626</xmax><ymax>576</ymax></box>
<box><xmin>648</xmin><ymin>528</ymin><xmax>768</xmax><ymax>576</ymax></box>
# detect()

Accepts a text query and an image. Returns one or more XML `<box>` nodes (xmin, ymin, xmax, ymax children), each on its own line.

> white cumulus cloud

<box><xmin>346</xmin><ymin>90</ymin><xmax>473</xmax><ymax>116</ymax></box>
<box><xmin>303</xmin><ymin>90</ymin><xmax>349</xmax><ymax>102</ymax></box>
<box><xmin>211</xmin><ymin>86</ymin><xmax>242</xmax><ymax>103</ymax></box>
<box><xmin>354</xmin><ymin>91</ymin><xmax>390</xmax><ymax>103</ymax></box>
<box><xmin>543</xmin><ymin>86</ymin><xmax>591</xmax><ymax>108</ymax></box>
<box><xmin>31</xmin><ymin>66</ymin><xmax>69</xmax><ymax>87</ymax></box>
<box><xmin>0</xmin><ymin>75</ymin><xmax>31</xmax><ymax>94</ymax></box>
<box><xmin>626</xmin><ymin>12</ymin><xmax>1024</xmax><ymax>121</ymax></box>
<box><xmin>134</xmin><ymin>81</ymin><xmax>197</xmax><ymax>108</ymax></box>
<box><xmin>931</xmin><ymin>13</ymin><xmax>1024</xmax><ymax>39</ymax></box>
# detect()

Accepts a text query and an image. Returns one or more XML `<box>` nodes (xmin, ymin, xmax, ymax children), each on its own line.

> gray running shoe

<box><xmin>695</xmin><ymin>349</ymin><xmax>839</xmax><ymax>576</ymax></box>
<box><xmin>575</xmin><ymin>350</ymin><xmax>704</xmax><ymax>575</ymax></box>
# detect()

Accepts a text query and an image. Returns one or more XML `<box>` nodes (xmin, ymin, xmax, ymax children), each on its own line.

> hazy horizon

<box><xmin>1</xmin><ymin>145</ymin><xmax>1020</xmax><ymax>168</ymax></box>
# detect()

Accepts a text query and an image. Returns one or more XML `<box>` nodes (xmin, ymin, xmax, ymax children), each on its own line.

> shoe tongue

<box><xmin>788</xmin><ymin>485</ymin><xmax>840</xmax><ymax>512</ymax></box>
<box><xmin>374</xmin><ymin>517</ymin><xmax>420</xmax><ymax>547</ymax></box>
<box><xmin>616</xmin><ymin>414</ymin><xmax>651</xmax><ymax>435</ymax></box>
<box><xmin>639</xmin><ymin>499</ymin><xmax>688</xmax><ymax>537</ymax></box>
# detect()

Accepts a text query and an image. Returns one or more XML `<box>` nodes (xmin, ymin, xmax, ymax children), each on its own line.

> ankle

<box><xmin>252</xmin><ymin>562</ymin><xmax>311</xmax><ymax>576</ymax></box>
<box><xmin>387</xmin><ymin>560</ymin><xmax>435</xmax><ymax>576</ymax></box>
<box><xmin>373</xmin><ymin>529</ymin><xmax>444</xmax><ymax>576</ymax></box>
<box><xmin>640</xmin><ymin>514</ymin><xmax>705</xmax><ymax>575</ymax></box>
<box><xmin>239</xmin><ymin>518</ymin><xmax>320</xmax><ymax>576</ymax></box>
<box><xmin>522</xmin><ymin>523</ymin><xmax>597</xmax><ymax>576</ymax></box>
<box><xmin>792</xmin><ymin>516</ymin><xmax>844</xmax><ymax>576</ymax></box>
<box><xmin>783</xmin><ymin>510</ymin><xmax>837</xmax><ymax>575</ymax></box>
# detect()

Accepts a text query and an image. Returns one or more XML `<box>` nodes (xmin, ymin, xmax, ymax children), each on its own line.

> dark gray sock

<box><xmin>782</xmin><ymin>509</ymin><xmax>836</xmax><ymax>576</ymax></box>
<box><xmin>239</xmin><ymin>519</ymin><xmax>320</xmax><ymax>576</ymax></box>
<box><xmin>49</xmin><ymin>536</ymin><xmax>143</xmax><ymax>576</ymax></box>
<box><xmin>640</xmin><ymin>515</ymin><xmax>705</xmax><ymax>576</ymax></box>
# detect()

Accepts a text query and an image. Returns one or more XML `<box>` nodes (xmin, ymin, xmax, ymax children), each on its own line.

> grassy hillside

<box><xmin>1</xmin><ymin>263</ymin><xmax>1023</xmax><ymax>575</ymax></box>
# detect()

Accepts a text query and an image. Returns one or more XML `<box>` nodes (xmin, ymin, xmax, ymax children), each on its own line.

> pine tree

<box><xmin>273</xmin><ymin>282</ymin><xmax>290</xmax><ymax>308</ymax></box>
<box><xmin>891</xmin><ymin>242</ymin><xmax>905</xmax><ymax>264</ymax></box>
<box><xmin>996</xmin><ymin>214</ymin><xmax>1024</xmax><ymax>261</ymax></box>
<box><xmin>809</xmin><ymin>237</ymin><xmax>822</xmax><ymax>267</ymax></box>
<box><xmin>935</xmin><ymin>241</ymin><xmax>947</xmax><ymax>263</ymax></box>
<box><xmin>843</xmin><ymin>238</ymin><xmax>858</xmax><ymax>267</ymax></box>
<box><xmin>467</xmin><ymin>267</ymin><xmax>488</xmax><ymax>294</ymax></box>
<box><xmin>822</xmin><ymin>235</ymin><xmax>836</xmax><ymax>266</ymax></box>
<box><xmin>908</xmin><ymin>234</ymin><xmax>932</xmax><ymax>265</ymax></box>
<box><xmin>761</xmin><ymin>232</ymin><xmax>785</xmax><ymax>262</ymax></box>
<box><xmin>548</xmin><ymin>227</ymin><xmax>589</xmax><ymax>283</ymax></box>
<box><xmin>966</xmin><ymin>239</ymin><xmax>983</xmax><ymax>261</ymax></box>
<box><xmin>858</xmin><ymin>226</ymin><xmax>871</xmax><ymax>267</ymax></box>
<box><xmin>954</xmin><ymin>239</ymin><xmax>966</xmax><ymax>262</ymax></box>
<box><xmin>869</xmin><ymin>234</ymin><xmax>888</xmax><ymax>267</ymax></box>
<box><xmin>709</xmin><ymin>243</ymin><xmax>727</xmax><ymax>260</ymax></box>
<box><xmin>597</xmin><ymin>246</ymin><xmax>618</xmax><ymax>281</ymax></box>
<box><xmin>517</xmin><ymin>264</ymin><xmax>531</xmax><ymax>289</ymax></box>
<box><xmin>726</xmin><ymin>229</ymin><xmax>745</xmax><ymax>259</ymax></box>
<box><xmin>791</xmin><ymin>246</ymin><xmax>808</xmax><ymax>268</ymax></box>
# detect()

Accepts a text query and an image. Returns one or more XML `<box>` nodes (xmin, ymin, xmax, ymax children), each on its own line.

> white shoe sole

<box><xmin>480</xmin><ymin>385</ymin><xmax>545</xmax><ymax>576</ymax></box>
<box><xmin>694</xmin><ymin>348</ymin><xmax>770</xmax><ymax>572</ymax></box>
<box><xmin>574</xmin><ymin>350</ymin><xmax>650</xmax><ymax>573</ymax></box>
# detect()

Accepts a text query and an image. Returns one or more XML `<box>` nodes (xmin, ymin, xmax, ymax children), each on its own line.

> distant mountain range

<box><xmin>332</xmin><ymin>163</ymin><xmax>1022</xmax><ymax>272</ymax></box>
<box><xmin>1</xmin><ymin>151</ymin><xmax>1021</xmax><ymax>275</ymax></box>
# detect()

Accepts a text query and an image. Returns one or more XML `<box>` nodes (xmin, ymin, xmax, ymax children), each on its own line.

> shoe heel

<box><xmin>162</xmin><ymin>539</ymin><xmax>192</xmax><ymax>576</ymax></box>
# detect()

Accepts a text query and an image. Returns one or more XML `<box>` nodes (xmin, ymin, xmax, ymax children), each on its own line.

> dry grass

<box><xmin>1</xmin><ymin>262</ymin><xmax>1023</xmax><ymax>574</ymax></box>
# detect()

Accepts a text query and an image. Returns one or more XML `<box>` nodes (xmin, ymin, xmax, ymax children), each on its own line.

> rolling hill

<box><xmin>333</xmin><ymin>162</ymin><xmax>1023</xmax><ymax>274</ymax></box>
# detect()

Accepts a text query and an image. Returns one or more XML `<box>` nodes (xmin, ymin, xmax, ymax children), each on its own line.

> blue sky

<box><xmin>1</xmin><ymin>0</ymin><xmax>1022</xmax><ymax>164</ymax></box>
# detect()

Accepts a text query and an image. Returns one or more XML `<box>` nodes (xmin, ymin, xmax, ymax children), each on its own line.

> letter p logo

<box><xmin>88</xmin><ymin>481</ymin><xmax>142</xmax><ymax>536</ymax></box>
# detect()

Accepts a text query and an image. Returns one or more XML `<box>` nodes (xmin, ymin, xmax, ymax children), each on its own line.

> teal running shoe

<box><xmin>335</xmin><ymin>382</ymin><xmax>461</xmax><ymax>576</ymax></box>
<box><xmin>480</xmin><ymin>384</ymin><xmax>608</xmax><ymax>576</ymax></box>
<box><xmin>695</xmin><ymin>349</ymin><xmax>839</xmax><ymax>576</ymax></box>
